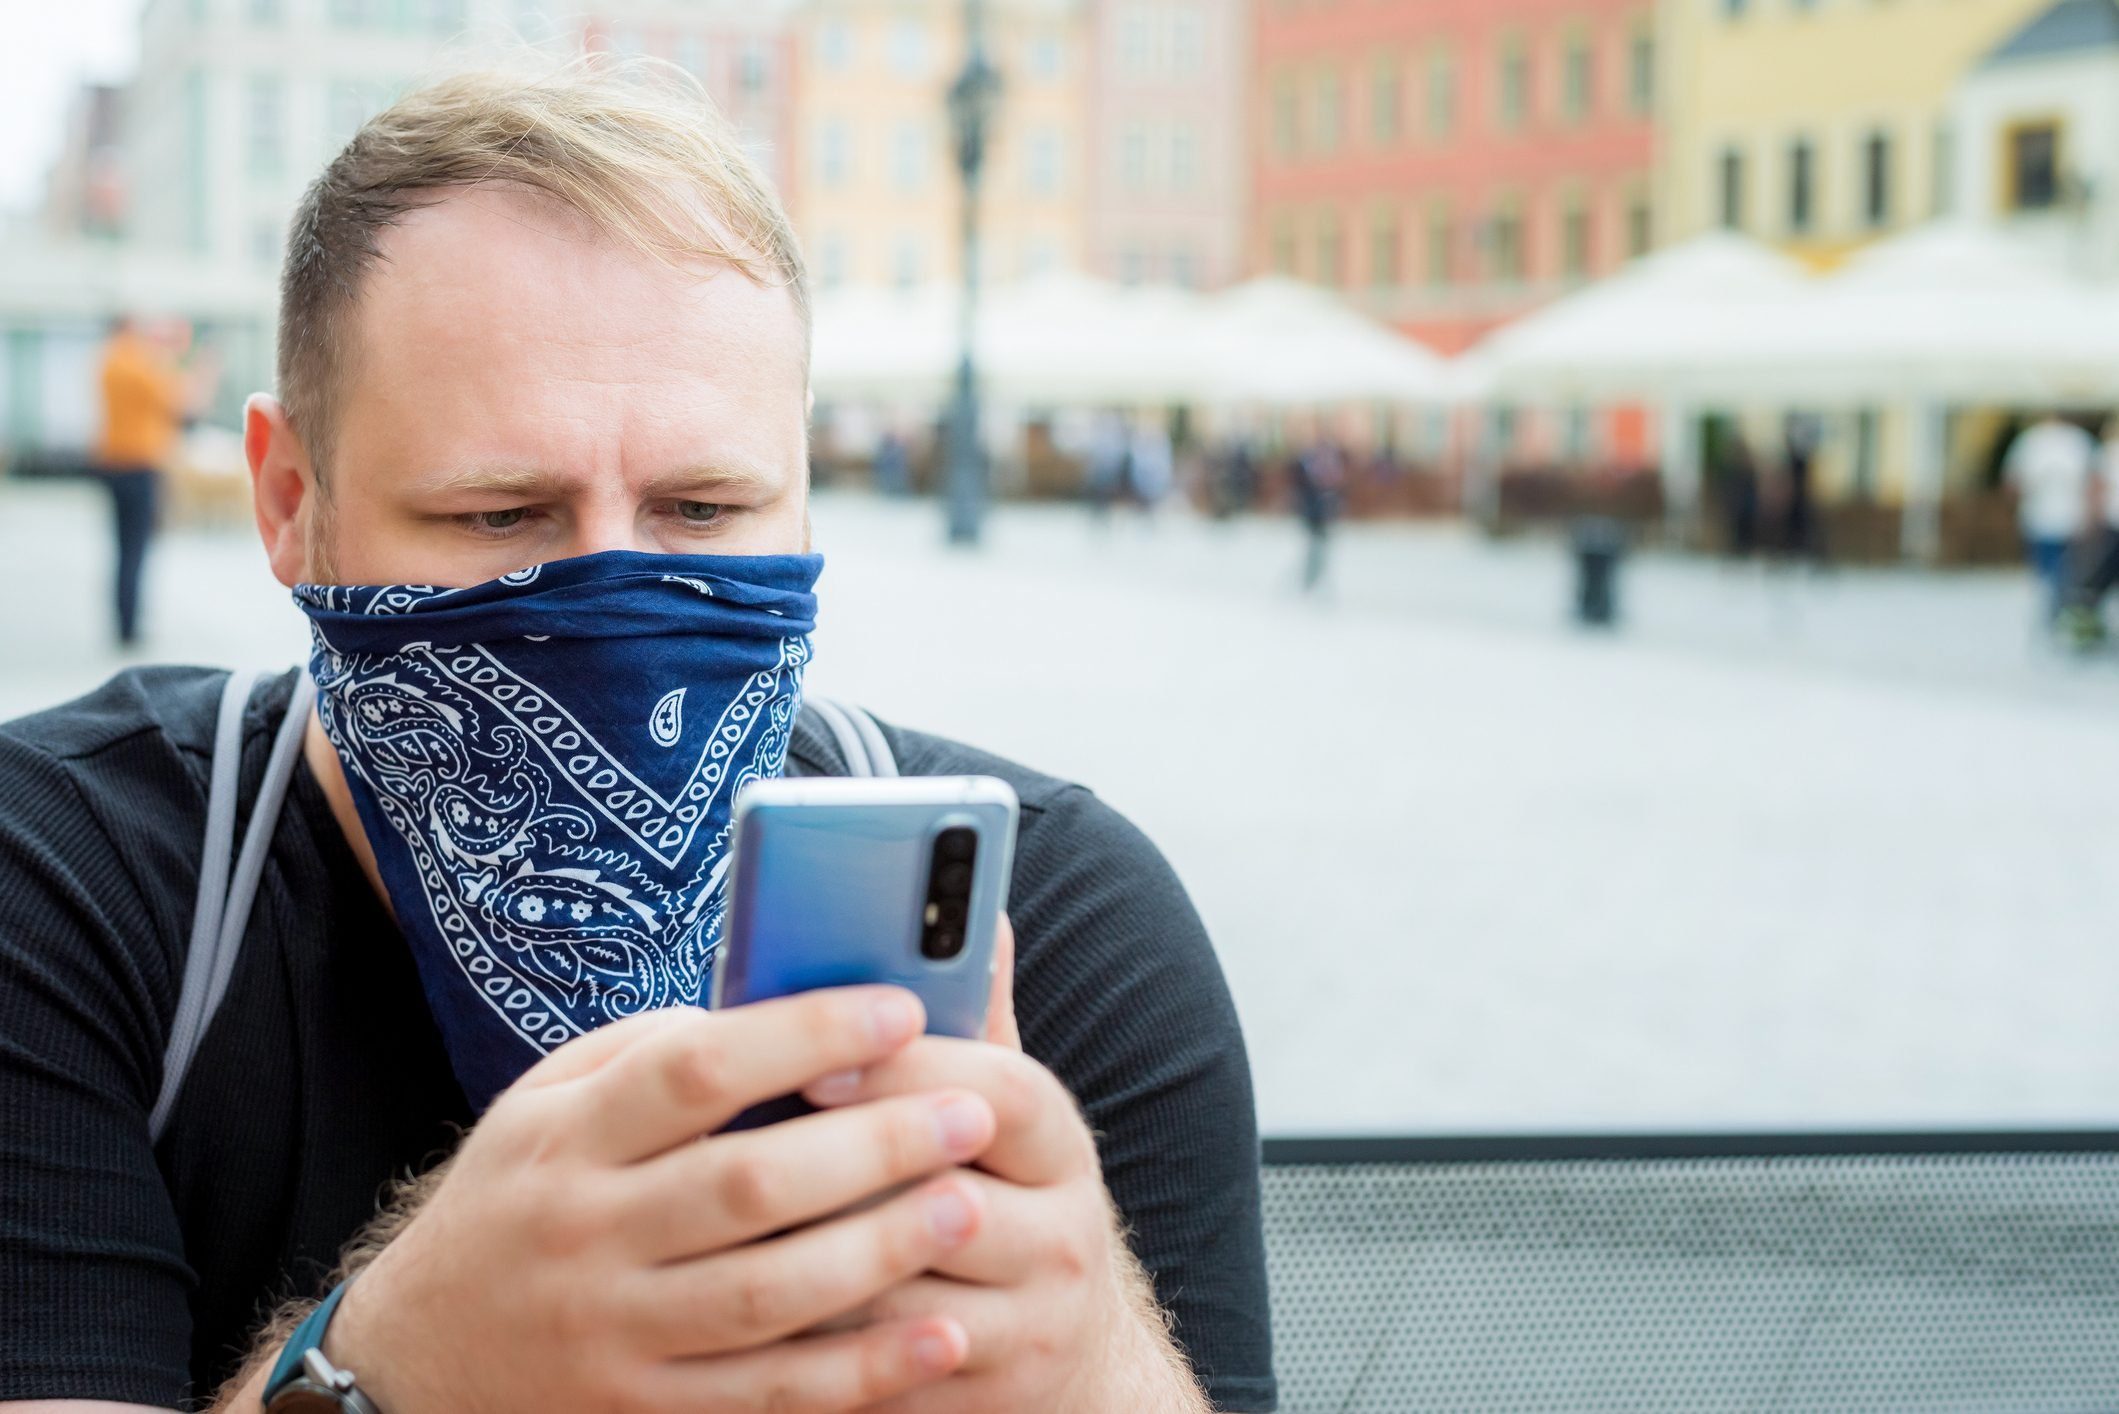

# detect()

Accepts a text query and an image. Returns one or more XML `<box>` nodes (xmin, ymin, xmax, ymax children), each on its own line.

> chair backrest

<box><xmin>1259</xmin><ymin>1131</ymin><xmax>2119</xmax><ymax>1412</ymax></box>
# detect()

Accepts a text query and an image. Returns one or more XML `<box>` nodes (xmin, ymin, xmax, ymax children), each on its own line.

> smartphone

<box><xmin>710</xmin><ymin>775</ymin><xmax>1019</xmax><ymax>1041</ymax></box>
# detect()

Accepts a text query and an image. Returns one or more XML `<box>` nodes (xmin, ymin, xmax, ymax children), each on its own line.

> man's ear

<box><xmin>246</xmin><ymin>393</ymin><xmax>317</xmax><ymax>588</ymax></box>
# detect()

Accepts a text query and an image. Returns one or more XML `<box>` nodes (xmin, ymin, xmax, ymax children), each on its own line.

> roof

<box><xmin>1981</xmin><ymin>0</ymin><xmax>2119</xmax><ymax>65</ymax></box>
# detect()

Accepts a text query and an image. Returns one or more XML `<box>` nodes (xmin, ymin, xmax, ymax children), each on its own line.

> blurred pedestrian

<box><xmin>2060</xmin><ymin>422</ymin><xmax>2119</xmax><ymax>646</ymax></box>
<box><xmin>90</xmin><ymin>316</ymin><xmax>200</xmax><ymax>647</ymax></box>
<box><xmin>1212</xmin><ymin>435</ymin><xmax>1257</xmax><ymax>520</ymax></box>
<box><xmin>1127</xmin><ymin>413</ymin><xmax>1173</xmax><ymax>517</ymax></box>
<box><xmin>1779</xmin><ymin>413</ymin><xmax>1824</xmax><ymax>565</ymax></box>
<box><xmin>1086</xmin><ymin>409</ymin><xmax>1128</xmax><ymax>524</ymax></box>
<box><xmin>871</xmin><ymin>427</ymin><xmax>910</xmax><ymax>498</ymax></box>
<box><xmin>1717</xmin><ymin>429</ymin><xmax>1761</xmax><ymax>559</ymax></box>
<box><xmin>2002</xmin><ymin>412</ymin><xmax>2096</xmax><ymax>624</ymax></box>
<box><xmin>1291</xmin><ymin>434</ymin><xmax>1344</xmax><ymax>594</ymax></box>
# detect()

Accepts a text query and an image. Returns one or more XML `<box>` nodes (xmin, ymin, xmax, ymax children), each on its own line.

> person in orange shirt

<box><xmin>92</xmin><ymin>316</ymin><xmax>197</xmax><ymax>645</ymax></box>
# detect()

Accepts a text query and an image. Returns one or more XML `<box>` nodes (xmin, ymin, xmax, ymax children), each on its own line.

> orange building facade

<box><xmin>1250</xmin><ymin>0</ymin><xmax>1659</xmax><ymax>357</ymax></box>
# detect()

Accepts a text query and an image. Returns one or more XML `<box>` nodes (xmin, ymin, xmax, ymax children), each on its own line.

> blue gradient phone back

<box><xmin>712</xmin><ymin>777</ymin><xmax>1019</xmax><ymax>1040</ymax></box>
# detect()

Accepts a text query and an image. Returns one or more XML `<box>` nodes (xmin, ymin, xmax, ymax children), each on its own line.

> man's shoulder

<box><xmin>872</xmin><ymin>719</ymin><xmax>1085</xmax><ymax>817</ymax></box>
<box><xmin>2</xmin><ymin>664</ymin><xmax>228</xmax><ymax>766</ymax></box>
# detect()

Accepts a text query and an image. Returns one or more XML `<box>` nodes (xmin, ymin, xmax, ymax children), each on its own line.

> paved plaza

<box><xmin>4</xmin><ymin>479</ymin><xmax>2117</xmax><ymax>1135</ymax></box>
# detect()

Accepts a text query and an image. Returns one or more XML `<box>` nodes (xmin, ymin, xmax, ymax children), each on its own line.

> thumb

<box><xmin>984</xmin><ymin>914</ymin><xmax>1021</xmax><ymax>1052</ymax></box>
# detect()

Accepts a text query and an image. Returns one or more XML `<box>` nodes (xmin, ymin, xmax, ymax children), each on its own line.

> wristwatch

<box><xmin>262</xmin><ymin>1282</ymin><xmax>384</xmax><ymax>1414</ymax></box>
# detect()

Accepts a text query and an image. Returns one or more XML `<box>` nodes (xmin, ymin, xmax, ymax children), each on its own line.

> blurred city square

<box><xmin>7</xmin><ymin>477</ymin><xmax>2116</xmax><ymax>1136</ymax></box>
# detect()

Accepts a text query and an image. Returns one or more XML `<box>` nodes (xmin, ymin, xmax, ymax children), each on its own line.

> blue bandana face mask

<box><xmin>296</xmin><ymin>549</ymin><xmax>822</xmax><ymax>1111</ymax></box>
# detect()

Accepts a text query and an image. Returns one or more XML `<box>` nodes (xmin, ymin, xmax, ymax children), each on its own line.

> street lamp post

<box><xmin>944</xmin><ymin>0</ymin><xmax>1000</xmax><ymax>546</ymax></box>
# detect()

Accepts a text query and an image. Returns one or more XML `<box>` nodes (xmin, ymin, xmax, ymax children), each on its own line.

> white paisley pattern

<box><xmin>304</xmin><ymin>597</ymin><xmax>808</xmax><ymax>1058</ymax></box>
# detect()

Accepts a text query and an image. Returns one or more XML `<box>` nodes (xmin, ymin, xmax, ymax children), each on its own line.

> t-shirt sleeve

<box><xmin>0</xmin><ymin>734</ymin><xmax>193</xmax><ymax>1404</ymax></box>
<box><xmin>1009</xmin><ymin>786</ymin><xmax>1277</xmax><ymax>1413</ymax></box>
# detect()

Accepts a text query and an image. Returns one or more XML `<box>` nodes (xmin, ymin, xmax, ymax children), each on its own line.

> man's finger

<box><xmin>617</xmin><ymin>1090</ymin><xmax>997</xmax><ymax>1259</ymax></box>
<box><xmin>627</xmin><ymin>1172</ymin><xmax>986</xmax><ymax>1355</ymax></box>
<box><xmin>651</xmin><ymin>1316</ymin><xmax>968</xmax><ymax>1413</ymax></box>
<box><xmin>801</xmin><ymin>1038</ymin><xmax>1095</xmax><ymax>1186</ymax></box>
<box><xmin>982</xmin><ymin>915</ymin><xmax>1020</xmax><ymax>1052</ymax></box>
<box><xmin>566</xmin><ymin>986</ymin><xmax>926</xmax><ymax>1162</ymax></box>
<box><xmin>509</xmin><ymin>1004</ymin><xmax>702</xmax><ymax>1091</ymax></box>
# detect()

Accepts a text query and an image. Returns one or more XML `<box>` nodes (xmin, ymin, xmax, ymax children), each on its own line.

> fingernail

<box><xmin>869</xmin><ymin>991</ymin><xmax>920</xmax><ymax>1048</ymax></box>
<box><xmin>809</xmin><ymin>1068</ymin><xmax>862</xmax><ymax>1105</ymax></box>
<box><xmin>912</xmin><ymin>1326</ymin><xmax>959</xmax><ymax>1374</ymax></box>
<box><xmin>933</xmin><ymin>1095</ymin><xmax>989</xmax><ymax>1158</ymax></box>
<box><xmin>926</xmin><ymin>1186</ymin><xmax>975</xmax><ymax>1245</ymax></box>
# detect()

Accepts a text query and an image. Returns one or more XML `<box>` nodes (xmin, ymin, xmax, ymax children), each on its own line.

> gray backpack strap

<box><xmin>151</xmin><ymin>669</ymin><xmax>316</xmax><ymax>1143</ymax></box>
<box><xmin>794</xmin><ymin>698</ymin><xmax>899</xmax><ymax>779</ymax></box>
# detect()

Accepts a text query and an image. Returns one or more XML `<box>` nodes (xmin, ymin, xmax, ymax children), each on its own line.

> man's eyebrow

<box><xmin>411</xmin><ymin>463</ymin><xmax>783</xmax><ymax>499</ymax></box>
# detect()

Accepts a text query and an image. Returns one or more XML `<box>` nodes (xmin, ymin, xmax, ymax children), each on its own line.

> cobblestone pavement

<box><xmin>6</xmin><ymin>480</ymin><xmax>2116</xmax><ymax>1134</ymax></box>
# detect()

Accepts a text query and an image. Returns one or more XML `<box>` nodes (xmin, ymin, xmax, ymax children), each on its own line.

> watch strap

<box><xmin>264</xmin><ymin>1280</ymin><xmax>358</xmax><ymax>1405</ymax></box>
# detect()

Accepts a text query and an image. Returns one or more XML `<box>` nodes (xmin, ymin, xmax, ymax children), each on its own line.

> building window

<box><xmin>1118</xmin><ymin>10</ymin><xmax>1153</xmax><ymax>77</ymax></box>
<box><xmin>1497</xmin><ymin>34</ymin><xmax>1529</xmax><ymax>131</ymax></box>
<box><xmin>675</xmin><ymin>34</ymin><xmax>705</xmax><ymax>80</ymax></box>
<box><xmin>817</xmin><ymin>120</ymin><xmax>851</xmax><ymax>189</ymax></box>
<box><xmin>1787</xmin><ymin>137</ymin><xmax>1814</xmax><ymax>234</ymax></box>
<box><xmin>1120</xmin><ymin>123</ymin><xmax>1150</xmax><ymax>191</ymax></box>
<box><xmin>2006</xmin><ymin>121</ymin><xmax>2061</xmax><ymax>211</ymax></box>
<box><xmin>1862</xmin><ymin>131</ymin><xmax>1892</xmax><ymax>227</ymax></box>
<box><xmin>1717</xmin><ymin>145</ymin><xmax>1745</xmax><ymax>229</ymax></box>
<box><xmin>1561</xmin><ymin>192</ymin><xmax>1591</xmax><ymax>278</ymax></box>
<box><xmin>892</xmin><ymin>122</ymin><xmax>929</xmax><ymax>193</ymax></box>
<box><xmin>1426</xmin><ymin>201</ymin><xmax>1451</xmax><ymax>286</ymax></box>
<box><xmin>1932</xmin><ymin>123</ymin><xmax>1954</xmax><ymax>216</ymax></box>
<box><xmin>819</xmin><ymin>21</ymin><xmax>854</xmax><ymax>72</ymax></box>
<box><xmin>247</xmin><ymin>74</ymin><xmax>283</xmax><ymax>177</ymax></box>
<box><xmin>817</xmin><ymin>232</ymin><xmax>848</xmax><ymax>288</ymax></box>
<box><xmin>1626</xmin><ymin>188</ymin><xmax>1653</xmax><ymax>257</ymax></box>
<box><xmin>1316</xmin><ymin>208</ymin><xmax>1343</xmax><ymax>286</ymax></box>
<box><xmin>252</xmin><ymin>219</ymin><xmax>280</xmax><ymax>268</ymax></box>
<box><xmin>1027</xmin><ymin>34</ymin><xmax>1064</xmax><ymax>80</ymax></box>
<box><xmin>889</xmin><ymin>20</ymin><xmax>927</xmax><ymax>78</ymax></box>
<box><xmin>1628</xmin><ymin>18</ymin><xmax>1654</xmax><ymax>115</ymax></box>
<box><xmin>1561</xmin><ymin>30</ymin><xmax>1593</xmax><ymax>123</ymax></box>
<box><xmin>1170</xmin><ymin>247</ymin><xmax>1199</xmax><ymax>288</ymax></box>
<box><xmin>1427</xmin><ymin>45</ymin><xmax>1456</xmax><ymax>138</ymax></box>
<box><xmin>1489</xmin><ymin>199</ymin><xmax>1524</xmax><ymax>282</ymax></box>
<box><xmin>1170</xmin><ymin>123</ymin><xmax>1200</xmax><ymax>193</ymax></box>
<box><xmin>1370</xmin><ymin>207</ymin><xmax>1399</xmax><ymax>287</ymax></box>
<box><xmin>1370</xmin><ymin>55</ymin><xmax>1401</xmax><ymax>145</ymax></box>
<box><xmin>1313</xmin><ymin>68</ymin><xmax>1342</xmax><ymax>155</ymax></box>
<box><xmin>1721</xmin><ymin>0</ymin><xmax>1747</xmax><ymax>16</ymax></box>
<box><xmin>1171</xmin><ymin>7</ymin><xmax>1206</xmax><ymax>76</ymax></box>
<box><xmin>1027</xmin><ymin>128</ymin><xmax>1062</xmax><ymax>197</ymax></box>
<box><xmin>1272</xmin><ymin>71</ymin><xmax>1301</xmax><ymax>158</ymax></box>
<box><xmin>1272</xmin><ymin>211</ymin><xmax>1298</xmax><ymax>275</ymax></box>
<box><xmin>738</xmin><ymin>40</ymin><xmax>769</xmax><ymax>94</ymax></box>
<box><xmin>892</xmin><ymin>236</ymin><xmax>923</xmax><ymax>289</ymax></box>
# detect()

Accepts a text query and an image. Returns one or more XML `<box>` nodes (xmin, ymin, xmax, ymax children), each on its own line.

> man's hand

<box><xmin>800</xmin><ymin>1023</ymin><xmax>1208</xmax><ymax>1412</ymax></box>
<box><xmin>322</xmin><ymin>986</ymin><xmax>1002</xmax><ymax>1414</ymax></box>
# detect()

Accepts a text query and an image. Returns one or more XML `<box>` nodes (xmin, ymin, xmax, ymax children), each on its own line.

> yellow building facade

<box><xmin>793</xmin><ymin>0</ymin><xmax>1089</xmax><ymax>292</ymax></box>
<box><xmin>1659</xmin><ymin>0</ymin><xmax>2051</xmax><ymax>261</ymax></box>
<box><xmin>1658</xmin><ymin>0</ymin><xmax>2054</xmax><ymax>517</ymax></box>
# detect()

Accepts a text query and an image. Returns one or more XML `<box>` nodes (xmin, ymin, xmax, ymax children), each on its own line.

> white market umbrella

<box><xmin>808</xmin><ymin>282</ymin><xmax>957</xmax><ymax>403</ymax></box>
<box><xmin>1197</xmin><ymin>277</ymin><xmax>1451</xmax><ymax>407</ymax></box>
<box><xmin>1478</xmin><ymin>233</ymin><xmax>1810</xmax><ymax>404</ymax></box>
<box><xmin>1695</xmin><ymin>222</ymin><xmax>2119</xmax><ymax>406</ymax></box>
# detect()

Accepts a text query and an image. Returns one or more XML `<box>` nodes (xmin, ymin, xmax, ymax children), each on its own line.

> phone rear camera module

<box><xmin>935</xmin><ymin>828</ymin><xmax>978</xmax><ymax>865</ymax></box>
<box><xmin>937</xmin><ymin>861</ymin><xmax>974</xmax><ymax>895</ymax></box>
<box><xmin>922</xmin><ymin>828</ymin><xmax>980</xmax><ymax>963</ymax></box>
<box><xmin>922</xmin><ymin>929</ymin><xmax>965</xmax><ymax>961</ymax></box>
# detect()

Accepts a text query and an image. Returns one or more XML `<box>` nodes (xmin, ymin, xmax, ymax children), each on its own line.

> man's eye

<box><xmin>477</xmin><ymin>509</ymin><xmax>528</xmax><ymax>530</ymax></box>
<box><xmin>676</xmin><ymin>501</ymin><xmax>724</xmax><ymax>524</ymax></box>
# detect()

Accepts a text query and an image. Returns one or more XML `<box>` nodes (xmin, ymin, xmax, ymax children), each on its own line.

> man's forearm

<box><xmin>1078</xmin><ymin>1237</ymin><xmax>1213</xmax><ymax>1414</ymax></box>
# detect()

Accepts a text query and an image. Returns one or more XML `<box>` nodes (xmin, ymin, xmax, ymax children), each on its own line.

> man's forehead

<box><xmin>356</xmin><ymin>187</ymin><xmax>806</xmax><ymax>377</ymax></box>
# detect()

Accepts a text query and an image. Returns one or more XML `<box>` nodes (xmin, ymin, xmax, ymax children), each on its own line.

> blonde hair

<box><xmin>277</xmin><ymin>56</ymin><xmax>808</xmax><ymax>476</ymax></box>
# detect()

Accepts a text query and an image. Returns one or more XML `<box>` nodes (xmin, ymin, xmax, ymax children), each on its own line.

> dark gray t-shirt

<box><xmin>0</xmin><ymin>667</ymin><xmax>1276</xmax><ymax>1411</ymax></box>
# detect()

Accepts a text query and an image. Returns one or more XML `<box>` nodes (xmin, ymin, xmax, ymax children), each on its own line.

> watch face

<box><xmin>268</xmin><ymin>1383</ymin><xmax>351</xmax><ymax>1414</ymax></box>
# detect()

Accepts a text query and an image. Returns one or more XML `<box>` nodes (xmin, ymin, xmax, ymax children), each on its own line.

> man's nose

<box><xmin>564</xmin><ymin>500</ymin><xmax>651</xmax><ymax>558</ymax></box>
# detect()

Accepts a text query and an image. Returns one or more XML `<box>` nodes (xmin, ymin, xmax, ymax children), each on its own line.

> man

<box><xmin>1290</xmin><ymin>432</ymin><xmax>1342</xmax><ymax>596</ymax></box>
<box><xmin>0</xmin><ymin>64</ymin><xmax>1273</xmax><ymax>1414</ymax></box>
<box><xmin>2002</xmin><ymin>412</ymin><xmax>2096</xmax><ymax>624</ymax></box>
<box><xmin>89</xmin><ymin>317</ymin><xmax>195</xmax><ymax>645</ymax></box>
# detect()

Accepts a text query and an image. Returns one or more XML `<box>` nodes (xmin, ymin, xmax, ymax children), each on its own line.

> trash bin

<box><xmin>1571</xmin><ymin>517</ymin><xmax>1625</xmax><ymax>628</ymax></box>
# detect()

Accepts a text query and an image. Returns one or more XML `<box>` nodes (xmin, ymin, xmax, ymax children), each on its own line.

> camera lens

<box><xmin>923</xmin><ymin>929</ymin><xmax>964</xmax><ymax>960</ymax></box>
<box><xmin>937</xmin><ymin>861</ymin><xmax>973</xmax><ymax>895</ymax></box>
<box><xmin>938</xmin><ymin>899</ymin><xmax>966</xmax><ymax>928</ymax></box>
<box><xmin>935</xmin><ymin>828</ymin><xmax>977</xmax><ymax>864</ymax></box>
